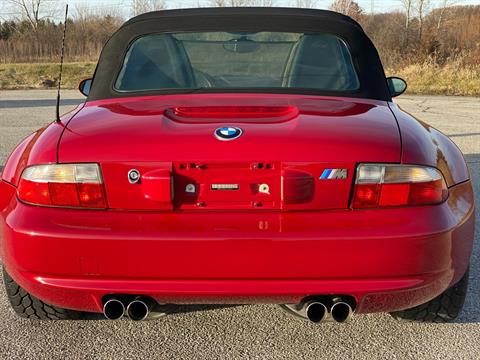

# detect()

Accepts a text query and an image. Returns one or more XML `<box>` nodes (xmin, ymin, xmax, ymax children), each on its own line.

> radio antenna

<box><xmin>56</xmin><ymin>4</ymin><xmax>69</xmax><ymax>122</ymax></box>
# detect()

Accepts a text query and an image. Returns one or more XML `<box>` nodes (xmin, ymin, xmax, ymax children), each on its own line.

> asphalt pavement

<box><xmin>0</xmin><ymin>90</ymin><xmax>479</xmax><ymax>360</ymax></box>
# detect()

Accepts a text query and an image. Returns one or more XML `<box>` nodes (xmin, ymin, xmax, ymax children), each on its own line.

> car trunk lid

<box><xmin>59</xmin><ymin>94</ymin><xmax>400</xmax><ymax>211</ymax></box>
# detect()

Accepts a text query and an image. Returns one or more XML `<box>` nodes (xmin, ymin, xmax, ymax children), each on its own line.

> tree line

<box><xmin>0</xmin><ymin>0</ymin><xmax>479</xmax><ymax>69</ymax></box>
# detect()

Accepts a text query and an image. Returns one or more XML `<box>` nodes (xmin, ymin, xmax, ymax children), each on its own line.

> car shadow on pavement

<box><xmin>81</xmin><ymin>304</ymin><xmax>245</xmax><ymax>320</ymax></box>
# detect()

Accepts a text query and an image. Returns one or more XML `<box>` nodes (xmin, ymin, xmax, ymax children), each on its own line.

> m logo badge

<box><xmin>320</xmin><ymin>169</ymin><xmax>348</xmax><ymax>180</ymax></box>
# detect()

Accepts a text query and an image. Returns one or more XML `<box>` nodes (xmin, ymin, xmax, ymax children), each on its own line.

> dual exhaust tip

<box><xmin>103</xmin><ymin>297</ymin><xmax>154</xmax><ymax>321</ymax></box>
<box><xmin>104</xmin><ymin>296</ymin><xmax>353</xmax><ymax>323</ymax></box>
<box><xmin>305</xmin><ymin>300</ymin><xmax>353</xmax><ymax>323</ymax></box>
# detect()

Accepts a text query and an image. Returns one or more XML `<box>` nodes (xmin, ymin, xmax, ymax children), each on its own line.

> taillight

<box><xmin>352</xmin><ymin>164</ymin><xmax>448</xmax><ymax>209</ymax></box>
<box><xmin>18</xmin><ymin>164</ymin><xmax>107</xmax><ymax>209</ymax></box>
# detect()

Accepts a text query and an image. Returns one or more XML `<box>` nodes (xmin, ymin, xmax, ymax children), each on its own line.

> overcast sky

<box><xmin>1</xmin><ymin>0</ymin><xmax>480</xmax><ymax>20</ymax></box>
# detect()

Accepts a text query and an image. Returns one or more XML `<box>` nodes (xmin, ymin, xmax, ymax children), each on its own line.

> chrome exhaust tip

<box><xmin>330</xmin><ymin>301</ymin><xmax>353</xmax><ymax>323</ymax></box>
<box><xmin>305</xmin><ymin>302</ymin><xmax>328</xmax><ymax>323</ymax></box>
<box><xmin>126</xmin><ymin>297</ymin><xmax>154</xmax><ymax>321</ymax></box>
<box><xmin>103</xmin><ymin>299</ymin><xmax>125</xmax><ymax>320</ymax></box>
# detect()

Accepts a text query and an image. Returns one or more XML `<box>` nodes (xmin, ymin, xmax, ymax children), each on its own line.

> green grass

<box><xmin>1</xmin><ymin>62</ymin><xmax>479</xmax><ymax>96</ymax></box>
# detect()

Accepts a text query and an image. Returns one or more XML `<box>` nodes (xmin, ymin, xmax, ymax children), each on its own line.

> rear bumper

<box><xmin>0</xmin><ymin>180</ymin><xmax>475</xmax><ymax>314</ymax></box>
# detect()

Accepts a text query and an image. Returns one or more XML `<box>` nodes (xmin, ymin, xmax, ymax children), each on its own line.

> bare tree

<box><xmin>329</xmin><ymin>0</ymin><xmax>363</xmax><ymax>20</ymax></box>
<box><xmin>296</xmin><ymin>0</ymin><xmax>318</xmax><ymax>8</ymax></box>
<box><xmin>436</xmin><ymin>0</ymin><xmax>462</xmax><ymax>31</ymax></box>
<box><xmin>399</xmin><ymin>0</ymin><xmax>413</xmax><ymax>30</ymax></box>
<box><xmin>131</xmin><ymin>0</ymin><xmax>166</xmax><ymax>16</ymax></box>
<box><xmin>399</xmin><ymin>0</ymin><xmax>413</xmax><ymax>46</ymax></box>
<box><xmin>5</xmin><ymin>0</ymin><xmax>56</xmax><ymax>30</ymax></box>
<box><xmin>75</xmin><ymin>4</ymin><xmax>122</xmax><ymax>20</ymax></box>
<box><xmin>416</xmin><ymin>0</ymin><xmax>430</xmax><ymax>40</ymax></box>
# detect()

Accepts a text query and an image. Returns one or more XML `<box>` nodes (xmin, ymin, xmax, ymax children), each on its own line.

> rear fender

<box><xmin>0</xmin><ymin>180</ymin><xmax>16</xmax><ymax>259</ymax></box>
<box><xmin>389</xmin><ymin>102</ymin><xmax>470</xmax><ymax>187</ymax></box>
<box><xmin>1</xmin><ymin>104</ymin><xmax>84</xmax><ymax>186</ymax></box>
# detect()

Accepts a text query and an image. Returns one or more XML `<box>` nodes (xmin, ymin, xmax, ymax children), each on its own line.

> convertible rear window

<box><xmin>114</xmin><ymin>32</ymin><xmax>360</xmax><ymax>93</ymax></box>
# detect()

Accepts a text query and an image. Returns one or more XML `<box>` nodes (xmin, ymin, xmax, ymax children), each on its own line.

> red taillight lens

<box><xmin>408</xmin><ymin>179</ymin><xmax>447</xmax><ymax>205</ymax></box>
<box><xmin>352</xmin><ymin>183</ymin><xmax>381</xmax><ymax>208</ymax></box>
<box><xmin>77</xmin><ymin>183</ymin><xmax>106</xmax><ymax>208</ymax></box>
<box><xmin>17</xmin><ymin>164</ymin><xmax>107</xmax><ymax>209</ymax></box>
<box><xmin>379</xmin><ymin>183</ymin><xmax>410</xmax><ymax>206</ymax></box>
<box><xmin>49</xmin><ymin>183</ymin><xmax>80</xmax><ymax>206</ymax></box>
<box><xmin>17</xmin><ymin>180</ymin><xmax>51</xmax><ymax>206</ymax></box>
<box><xmin>352</xmin><ymin>164</ymin><xmax>448</xmax><ymax>209</ymax></box>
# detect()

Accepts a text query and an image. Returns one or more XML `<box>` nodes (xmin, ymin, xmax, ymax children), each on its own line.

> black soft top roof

<box><xmin>122</xmin><ymin>7</ymin><xmax>362</xmax><ymax>29</ymax></box>
<box><xmin>88</xmin><ymin>7</ymin><xmax>391</xmax><ymax>101</ymax></box>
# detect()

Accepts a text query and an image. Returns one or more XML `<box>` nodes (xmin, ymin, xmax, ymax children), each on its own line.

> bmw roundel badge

<box><xmin>214</xmin><ymin>127</ymin><xmax>243</xmax><ymax>141</ymax></box>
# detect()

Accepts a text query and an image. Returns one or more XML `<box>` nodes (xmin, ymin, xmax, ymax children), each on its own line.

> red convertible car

<box><xmin>0</xmin><ymin>8</ymin><xmax>475</xmax><ymax>323</ymax></box>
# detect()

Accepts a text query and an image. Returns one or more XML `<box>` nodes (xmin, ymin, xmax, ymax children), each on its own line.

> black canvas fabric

<box><xmin>87</xmin><ymin>7</ymin><xmax>391</xmax><ymax>101</ymax></box>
